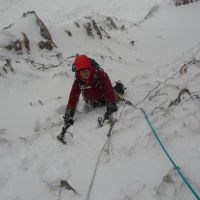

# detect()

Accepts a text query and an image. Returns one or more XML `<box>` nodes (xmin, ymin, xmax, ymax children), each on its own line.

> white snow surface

<box><xmin>0</xmin><ymin>0</ymin><xmax>200</xmax><ymax>200</ymax></box>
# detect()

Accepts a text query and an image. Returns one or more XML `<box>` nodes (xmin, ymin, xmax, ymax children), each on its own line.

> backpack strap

<box><xmin>93</xmin><ymin>69</ymin><xmax>104</xmax><ymax>90</ymax></box>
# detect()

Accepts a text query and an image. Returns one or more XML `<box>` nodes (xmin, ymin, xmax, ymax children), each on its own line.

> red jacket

<box><xmin>67</xmin><ymin>69</ymin><xmax>116</xmax><ymax>108</ymax></box>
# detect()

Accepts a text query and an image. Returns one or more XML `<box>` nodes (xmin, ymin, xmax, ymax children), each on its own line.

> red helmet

<box><xmin>74</xmin><ymin>54</ymin><xmax>92</xmax><ymax>71</ymax></box>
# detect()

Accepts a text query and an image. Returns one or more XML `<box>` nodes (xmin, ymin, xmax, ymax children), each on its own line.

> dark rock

<box><xmin>22</xmin><ymin>32</ymin><xmax>30</xmax><ymax>53</ymax></box>
<box><xmin>84</xmin><ymin>22</ymin><xmax>94</xmax><ymax>38</ymax></box>
<box><xmin>38</xmin><ymin>40</ymin><xmax>53</xmax><ymax>50</ymax></box>
<box><xmin>106</xmin><ymin>17</ymin><xmax>117</xmax><ymax>30</ymax></box>
<box><xmin>4</xmin><ymin>39</ymin><xmax>22</xmax><ymax>53</ymax></box>
<box><xmin>130</xmin><ymin>41</ymin><xmax>135</xmax><ymax>46</ymax></box>
<box><xmin>38</xmin><ymin>41</ymin><xmax>45</xmax><ymax>49</ymax></box>
<box><xmin>0</xmin><ymin>59</ymin><xmax>14</xmax><ymax>76</ymax></box>
<box><xmin>3</xmin><ymin>24</ymin><xmax>13</xmax><ymax>30</ymax></box>
<box><xmin>92</xmin><ymin>20</ymin><xmax>102</xmax><ymax>40</ymax></box>
<box><xmin>45</xmin><ymin>40</ymin><xmax>53</xmax><ymax>50</ymax></box>
<box><xmin>99</xmin><ymin>26</ymin><xmax>111</xmax><ymax>39</ymax></box>
<box><xmin>23</xmin><ymin>11</ymin><xmax>57</xmax><ymax>48</ymax></box>
<box><xmin>120</xmin><ymin>25</ymin><xmax>125</xmax><ymax>31</ymax></box>
<box><xmin>65</xmin><ymin>30</ymin><xmax>72</xmax><ymax>37</ymax></box>
<box><xmin>174</xmin><ymin>0</ymin><xmax>199</xmax><ymax>6</ymax></box>
<box><xmin>74</xmin><ymin>22</ymin><xmax>80</xmax><ymax>28</ymax></box>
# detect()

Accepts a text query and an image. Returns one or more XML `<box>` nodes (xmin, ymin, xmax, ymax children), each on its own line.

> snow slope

<box><xmin>0</xmin><ymin>1</ymin><xmax>200</xmax><ymax>200</ymax></box>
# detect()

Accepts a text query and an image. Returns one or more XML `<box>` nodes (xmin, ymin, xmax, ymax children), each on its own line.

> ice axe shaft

<box><xmin>60</xmin><ymin>124</ymin><xmax>70</xmax><ymax>137</ymax></box>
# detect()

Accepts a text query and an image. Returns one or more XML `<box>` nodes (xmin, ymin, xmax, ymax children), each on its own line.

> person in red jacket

<box><xmin>57</xmin><ymin>54</ymin><xmax>126</xmax><ymax>141</ymax></box>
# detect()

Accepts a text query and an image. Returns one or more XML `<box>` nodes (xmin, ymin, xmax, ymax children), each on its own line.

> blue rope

<box><xmin>141</xmin><ymin>108</ymin><xmax>200</xmax><ymax>200</ymax></box>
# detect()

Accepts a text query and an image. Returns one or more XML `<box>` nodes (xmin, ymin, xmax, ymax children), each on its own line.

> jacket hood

<box><xmin>74</xmin><ymin>54</ymin><xmax>92</xmax><ymax>71</ymax></box>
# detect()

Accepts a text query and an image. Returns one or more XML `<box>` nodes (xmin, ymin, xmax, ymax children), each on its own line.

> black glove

<box><xmin>113</xmin><ymin>81</ymin><xmax>126</xmax><ymax>95</ymax></box>
<box><xmin>64</xmin><ymin>107</ymin><xmax>75</xmax><ymax>126</ymax></box>
<box><xmin>104</xmin><ymin>102</ymin><xmax>117</xmax><ymax>121</ymax></box>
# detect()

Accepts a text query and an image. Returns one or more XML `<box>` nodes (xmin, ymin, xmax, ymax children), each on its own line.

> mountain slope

<box><xmin>0</xmin><ymin>1</ymin><xmax>200</xmax><ymax>200</ymax></box>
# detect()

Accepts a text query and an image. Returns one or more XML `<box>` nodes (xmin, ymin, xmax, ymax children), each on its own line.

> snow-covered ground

<box><xmin>0</xmin><ymin>0</ymin><xmax>200</xmax><ymax>200</ymax></box>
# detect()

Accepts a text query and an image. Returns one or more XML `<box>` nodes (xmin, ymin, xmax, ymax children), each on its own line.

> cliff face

<box><xmin>174</xmin><ymin>0</ymin><xmax>199</xmax><ymax>6</ymax></box>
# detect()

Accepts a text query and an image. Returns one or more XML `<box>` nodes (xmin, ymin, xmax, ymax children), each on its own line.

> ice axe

<box><xmin>57</xmin><ymin>124</ymin><xmax>73</xmax><ymax>145</ymax></box>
